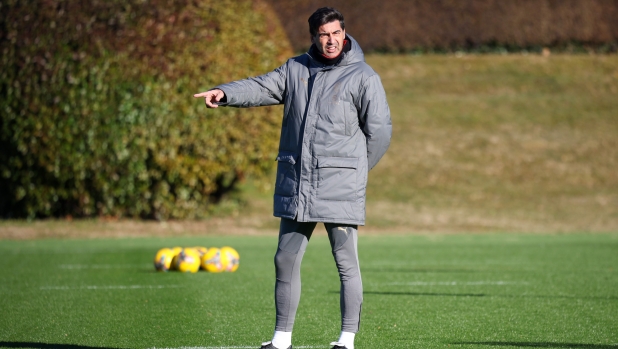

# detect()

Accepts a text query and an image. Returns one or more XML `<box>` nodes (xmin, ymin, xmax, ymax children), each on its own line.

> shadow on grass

<box><xmin>451</xmin><ymin>341</ymin><xmax>618</xmax><ymax>348</ymax></box>
<box><xmin>361</xmin><ymin>291</ymin><xmax>618</xmax><ymax>300</ymax></box>
<box><xmin>0</xmin><ymin>342</ymin><xmax>126</xmax><ymax>349</ymax></box>
<box><xmin>363</xmin><ymin>267</ymin><xmax>483</xmax><ymax>273</ymax></box>
<box><xmin>363</xmin><ymin>290</ymin><xmax>486</xmax><ymax>297</ymax></box>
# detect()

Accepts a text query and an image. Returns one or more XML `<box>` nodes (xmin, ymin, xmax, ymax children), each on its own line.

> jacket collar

<box><xmin>307</xmin><ymin>35</ymin><xmax>362</xmax><ymax>67</ymax></box>
<box><xmin>308</xmin><ymin>38</ymin><xmax>351</xmax><ymax>66</ymax></box>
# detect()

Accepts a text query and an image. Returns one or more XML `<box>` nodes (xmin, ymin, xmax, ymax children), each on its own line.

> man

<box><xmin>194</xmin><ymin>7</ymin><xmax>391</xmax><ymax>349</ymax></box>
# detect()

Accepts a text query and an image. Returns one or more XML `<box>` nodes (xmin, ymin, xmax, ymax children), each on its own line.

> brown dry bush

<box><xmin>264</xmin><ymin>0</ymin><xmax>618</xmax><ymax>52</ymax></box>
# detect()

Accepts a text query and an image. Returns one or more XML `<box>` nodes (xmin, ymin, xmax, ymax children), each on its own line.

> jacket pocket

<box><xmin>316</xmin><ymin>156</ymin><xmax>358</xmax><ymax>201</ymax></box>
<box><xmin>275</xmin><ymin>152</ymin><xmax>297</xmax><ymax>197</ymax></box>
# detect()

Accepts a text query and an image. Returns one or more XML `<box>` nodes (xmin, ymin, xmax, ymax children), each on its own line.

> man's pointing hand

<box><xmin>193</xmin><ymin>89</ymin><xmax>225</xmax><ymax>108</ymax></box>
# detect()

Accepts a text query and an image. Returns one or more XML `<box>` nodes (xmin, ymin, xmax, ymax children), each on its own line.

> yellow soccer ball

<box><xmin>201</xmin><ymin>247</ymin><xmax>223</xmax><ymax>272</ymax></box>
<box><xmin>168</xmin><ymin>247</ymin><xmax>183</xmax><ymax>271</ymax></box>
<box><xmin>172</xmin><ymin>248</ymin><xmax>201</xmax><ymax>273</ymax></box>
<box><xmin>193</xmin><ymin>246</ymin><xmax>208</xmax><ymax>258</ymax></box>
<box><xmin>220</xmin><ymin>246</ymin><xmax>240</xmax><ymax>272</ymax></box>
<box><xmin>154</xmin><ymin>248</ymin><xmax>175</xmax><ymax>272</ymax></box>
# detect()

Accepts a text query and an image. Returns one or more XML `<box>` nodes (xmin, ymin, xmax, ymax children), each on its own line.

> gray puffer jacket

<box><xmin>216</xmin><ymin>35</ymin><xmax>391</xmax><ymax>225</ymax></box>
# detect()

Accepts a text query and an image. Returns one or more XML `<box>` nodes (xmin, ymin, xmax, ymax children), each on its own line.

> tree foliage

<box><xmin>0</xmin><ymin>0</ymin><xmax>292</xmax><ymax>219</ymax></box>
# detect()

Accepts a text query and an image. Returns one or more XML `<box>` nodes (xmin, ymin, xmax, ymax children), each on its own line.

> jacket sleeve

<box><xmin>358</xmin><ymin>74</ymin><xmax>392</xmax><ymax>170</ymax></box>
<box><xmin>214</xmin><ymin>62</ymin><xmax>287</xmax><ymax>107</ymax></box>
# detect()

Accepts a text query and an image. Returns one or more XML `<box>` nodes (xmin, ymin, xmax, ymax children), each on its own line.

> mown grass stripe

<box><xmin>41</xmin><ymin>285</ymin><xmax>181</xmax><ymax>290</ymax></box>
<box><xmin>148</xmin><ymin>346</ymin><xmax>327</xmax><ymax>349</ymax></box>
<box><xmin>383</xmin><ymin>281</ymin><xmax>529</xmax><ymax>286</ymax></box>
<box><xmin>58</xmin><ymin>263</ymin><xmax>150</xmax><ymax>269</ymax></box>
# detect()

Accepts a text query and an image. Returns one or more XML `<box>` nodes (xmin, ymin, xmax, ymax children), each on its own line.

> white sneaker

<box><xmin>260</xmin><ymin>341</ymin><xmax>292</xmax><ymax>349</ymax></box>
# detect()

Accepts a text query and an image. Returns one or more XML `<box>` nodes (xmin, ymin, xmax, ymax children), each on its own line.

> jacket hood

<box><xmin>307</xmin><ymin>34</ymin><xmax>365</xmax><ymax>67</ymax></box>
<box><xmin>341</xmin><ymin>35</ymin><xmax>365</xmax><ymax>65</ymax></box>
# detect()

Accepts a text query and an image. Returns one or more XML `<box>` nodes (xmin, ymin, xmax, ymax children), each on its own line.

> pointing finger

<box><xmin>193</xmin><ymin>92</ymin><xmax>210</xmax><ymax>98</ymax></box>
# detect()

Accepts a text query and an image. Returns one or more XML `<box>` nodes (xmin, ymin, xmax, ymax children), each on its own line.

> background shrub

<box><xmin>0</xmin><ymin>0</ymin><xmax>292</xmax><ymax>219</ymax></box>
<box><xmin>265</xmin><ymin>0</ymin><xmax>618</xmax><ymax>52</ymax></box>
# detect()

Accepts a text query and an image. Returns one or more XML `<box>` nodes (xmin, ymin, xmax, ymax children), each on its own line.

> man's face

<box><xmin>311</xmin><ymin>20</ymin><xmax>346</xmax><ymax>58</ymax></box>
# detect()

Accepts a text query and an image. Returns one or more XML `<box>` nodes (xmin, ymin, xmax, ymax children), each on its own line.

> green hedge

<box><xmin>0</xmin><ymin>0</ymin><xmax>291</xmax><ymax>219</ymax></box>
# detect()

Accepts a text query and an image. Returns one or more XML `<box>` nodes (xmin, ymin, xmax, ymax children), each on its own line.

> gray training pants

<box><xmin>274</xmin><ymin>218</ymin><xmax>363</xmax><ymax>333</ymax></box>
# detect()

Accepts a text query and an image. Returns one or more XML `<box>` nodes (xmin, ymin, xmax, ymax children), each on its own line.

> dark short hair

<box><xmin>308</xmin><ymin>7</ymin><xmax>345</xmax><ymax>37</ymax></box>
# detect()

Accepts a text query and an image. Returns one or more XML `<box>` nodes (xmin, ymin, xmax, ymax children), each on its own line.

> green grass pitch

<box><xmin>1</xmin><ymin>233</ymin><xmax>617</xmax><ymax>349</ymax></box>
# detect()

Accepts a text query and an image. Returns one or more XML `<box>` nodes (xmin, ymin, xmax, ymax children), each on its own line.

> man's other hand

<box><xmin>193</xmin><ymin>89</ymin><xmax>225</xmax><ymax>108</ymax></box>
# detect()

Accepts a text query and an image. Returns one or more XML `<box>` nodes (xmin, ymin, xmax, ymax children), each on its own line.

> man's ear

<box><xmin>310</xmin><ymin>34</ymin><xmax>316</xmax><ymax>45</ymax></box>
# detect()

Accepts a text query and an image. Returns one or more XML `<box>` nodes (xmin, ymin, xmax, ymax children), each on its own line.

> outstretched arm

<box><xmin>193</xmin><ymin>62</ymin><xmax>287</xmax><ymax>109</ymax></box>
<box><xmin>193</xmin><ymin>89</ymin><xmax>225</xmax><ymax>108</ymax></box>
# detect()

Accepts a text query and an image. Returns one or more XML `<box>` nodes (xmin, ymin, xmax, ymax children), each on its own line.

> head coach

<box><xmin>194</xmin><ymin>7</ymin><xmax>392</xmax><ymax>349</ymax></box>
